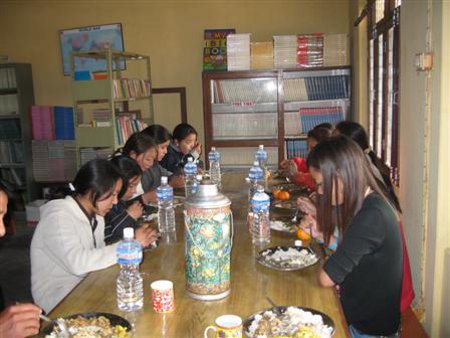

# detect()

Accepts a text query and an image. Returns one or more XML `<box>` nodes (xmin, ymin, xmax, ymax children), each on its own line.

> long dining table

<box><xmin>44</xmin><ymin>171</ymin><xmax>348</xmax><ymax>337</ymax></box>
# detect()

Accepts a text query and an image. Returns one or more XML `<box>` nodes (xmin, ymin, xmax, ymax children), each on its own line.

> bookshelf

<box><xmin>0</xmin><ymin>63</ymin><xmax>39</xmax><ymax>204</ymax></box>
<box><xmin>70</xmin><ymin>49</ymin><xmax>154</xmax><ymax>167</ymax></box>
<box><xmin>203</xmin><ymin>66</ymin><xmax>351</xmax><ymax>168</ymax></box>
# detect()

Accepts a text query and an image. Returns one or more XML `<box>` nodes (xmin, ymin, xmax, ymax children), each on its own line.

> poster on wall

<box><xmin>203</xmin><ymin>29</ymin><xmax>235</xmax><ymax>71</ymax></box>
<box><xmin>59</xmin><ymin>23</ymin><xmax>125</xmax><ymax>76</ymax></box>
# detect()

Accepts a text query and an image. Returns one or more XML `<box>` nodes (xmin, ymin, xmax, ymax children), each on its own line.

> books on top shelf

<box><xmin>113</xmin><ymin>79</ymin><xmax>151</xmax><ymax>99</ymax></box>
<box><xmin>227</xmin><ymin>33</ymin><xmax>251</xmax><ymax>71</ymax></box>
<box><xmin>251</xmin><ymin>42</ymin><xmax>274</xmax><ymax>70</ymax></box>
<box><xmin>32</xmin><ymin>140</ymin><xmax>77</xmax><ymax>182</ymax></box>
<box><xmin>203</xmin><ymin>29</ymin><xmax>236</xmax><ymax>71</ymax></box>
<box><xmin>0</xmin><ymin>67</ymin><xmax>17</xmax><ymax>89</ymax></box>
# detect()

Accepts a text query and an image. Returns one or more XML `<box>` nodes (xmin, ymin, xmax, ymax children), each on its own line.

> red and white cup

<box><xmin>150</xmin><ymin>280</ymin><xmax>175</xmax><ymax>313</ymax></box>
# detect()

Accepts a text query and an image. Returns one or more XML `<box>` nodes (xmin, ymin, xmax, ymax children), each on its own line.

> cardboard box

<box><xmin>25</xmin><ymin>199</ymin><xmax>47</xmax><ymax>225</ymax></box>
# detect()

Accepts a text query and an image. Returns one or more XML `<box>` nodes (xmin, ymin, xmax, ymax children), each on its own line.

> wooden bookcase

<box><xmin>0</xmin><ymin>63</ymin><xmax>39</xmax><ymax>204</ymax></box>
<box><xmin>70</xmin><ymin>49</ymin><xmax>154</xmax><ymax>167</ymax></box>
<box><xmin>202</xmin><ymin>66</ymin><xmax>351</xmax><ymax>168</ymax></box>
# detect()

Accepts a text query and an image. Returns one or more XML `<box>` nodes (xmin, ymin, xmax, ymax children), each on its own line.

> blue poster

<box><xmin>59</xmin><ymin>23</ymin><xmax>125</xmax><ymax>76</ymax></box>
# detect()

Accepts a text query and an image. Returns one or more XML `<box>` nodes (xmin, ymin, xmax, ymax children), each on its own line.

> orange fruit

<box><xmin>296</xmin><ymin>228</ymin><xmax>311</xmax><ymax>241</ymax></box>
<box><xmin>271</xmin><ymin>189</ymin><xmax>281</xmax><ymax>197</ymax></box>
<box><xmin>277</xmin><ymin>191</ymin><xmax>290</xmax><ymax>200</ymax></box>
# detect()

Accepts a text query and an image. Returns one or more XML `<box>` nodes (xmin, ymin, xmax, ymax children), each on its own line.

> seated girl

<box><xmin>306</xmin><ymin>135</ymin><xmax>402</xmax><ymax>337</ymax></box>
<box><xmin>30</xmin><ymin>159</ymin><xmax>157</xmax><ymax>313</ymax></box>
<box><xmin>141</xmin><ymin>125</ymin><xmax>185</xmax><ymax>200</ymax></box>
<box><xmin>105</xmin><ymin>155</ymin><xmax>158</xmax><ymax>245</ymax></box>
<box><xmin>160</xmin><ymin>123</ymin><xmax>203</xmax><ymax>174</ymax></box>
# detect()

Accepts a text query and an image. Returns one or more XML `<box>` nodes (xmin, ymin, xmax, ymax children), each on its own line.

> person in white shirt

<box><xmin>31</xmin><ymin>159</ymin><xmax>157</xmax><ymax>313</ymax></box>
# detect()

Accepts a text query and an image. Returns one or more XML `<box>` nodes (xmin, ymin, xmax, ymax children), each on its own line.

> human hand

<box><xmin>288</xmin><ymin>160</ymin><xmax>299</xmax><ymax>178</ymax></box>
<box><xmin>296</xmin><ymin>196</ymin><xmax>317</xmax><ymax>216</ymax></box>
<box><xmin>142</xmin><ymin>190</ymin><xmax>157</xmax><ymax>204</ymax></box>
<box><xmin>127</xmin><ymin>201</ymin><xmax>144</xmax><ymax>220</ymax></box>
<box><xmin>194</xmin><ymin>143</ymin><xmax>202</xmax><ymax>156</ymax></box>
<box><xmin>279</xmin><ymin>159</ymin><xmax>290</xmax><ymax>169</ymax></box>
<box><xmin>135</xmin><ymin>225</ymin><xmax>159</xmax><ymax>247</ymax></box>
<box><xmin>0</xmin><ymin>303</ymin><xmax>41</xmax><ymax>338</ymax></box>
<box><xmin>300</xmin><ymin>214</ymin><xmax>322</xmax><ymax>241</ymax></box>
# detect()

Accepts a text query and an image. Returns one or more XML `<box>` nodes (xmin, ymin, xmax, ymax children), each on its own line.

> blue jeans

<box><xmin>349</xmin><ymin>325</ymin><xmax>400</xmax><ymax>338</ymax></box>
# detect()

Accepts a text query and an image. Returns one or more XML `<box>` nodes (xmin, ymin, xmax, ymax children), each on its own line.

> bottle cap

<box><xmin>161</xmin><ymin>176</ymin><xmax>168</xmax><ymax>184</ymax></box>
<box><xmin>259</xmin><ymin>144</ymin><xmax>264</xmax><ymax>150</ymax></box>
<box><xmin>211</xmin><ymin>146</ymin><xmax>216</xmax><ymax>151</ymax></box>
<box><xmin>123</xmin><ymin>227</ymin><xmax>134</xmax><ymax>239</ymax></box>
<box><xmin>253</xmin><ymin>160</ymin><xmax>259</xmax><ymax>166</ymax></box>
<box><xmin>256</xmin><ymin>185</ymin><xmax>264</xmax><ymax>192</ymax></box>
<box><xmin>196</xmin><ymin>174</ymin><xmax>203</xmax><ymax>181</ymax></box>
<box><xmin>187</xmin><ymin>157</ymin><xmax>193</xmax><ymax>162</ymax></box>
<box><xmin>295</xmin><ymin>240</ymin><xmax>303</xmax><ymax>247</ymax></box>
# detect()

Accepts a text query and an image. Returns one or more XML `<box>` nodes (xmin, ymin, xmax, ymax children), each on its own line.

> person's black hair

<box><xmin>313</xmin><ymin>122</ymin><xmax>333</xmax><ymax>131</ymax></box>
<box><xmin>118</xmin><ymin>132</ymin><xmax>156</xmax><ymax>157</ymax></box>
<box><xmin>307</xmin><ymin>127</ymin><xmax>332</xmax><ymax>144</ymax></box>
<box><xmin>109</xmin><ymin>156</ymin><xmax>142</xmax><ymax>199</ymax></box>
<box><xmin>142</xmin><ymin>124</ymin><xmax>171</xmax><ymax>145</ymax></box>
<box><xmin>0</xmin><ymin>180</ymin><xmax>14</xmax><ymax>229</ymax></box>
<box><xmin>72</xmin><ymin>159</ymin><xmax>122</xmax><ymax>204</ymax></box>
<box><xmin>172</xmin><ymin>123</ymin><xmax>198</xmax><ymax>142</ymax></box>
<box><xmin>335</xmin><ymin>121</ymin><xmax>401</xmax><ymax>212</ymax></box>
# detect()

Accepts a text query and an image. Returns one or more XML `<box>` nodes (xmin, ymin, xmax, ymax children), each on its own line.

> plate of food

<box><xmin>271</xmin><ymin>183</ymin><xmax>308</xmax><ymax>195</ymax></box>
<box><xmin>271</xmin><ymin>200</ymin><xmax>298</xmax><ymax>210</ymax></box>
<box><xmin>270</xmin><ymin>220</ymin><xmax>296</xmax><ymax>233</ymax></box>
<box><xmin>41</xmin><ymin>312</ymin><xmax>131</xmax><ymax>338</ymax></box>
<box><xmin>256</xmin><ymin>246</ymin><xmax>319</xmax><ymax>271</ymax></box>
<box><xmin>243</xmin><ymin>306</ymin><xmax>335</xmax><ymax>337</ymax></box>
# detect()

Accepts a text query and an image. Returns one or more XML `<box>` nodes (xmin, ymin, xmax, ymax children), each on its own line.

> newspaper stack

<box><xmin>251</xmin><ymin>42</ymin><xmax>274</xmax><ymax>69</ymax></box>
<box><xmin>273</xmin><ymin>35</ymin><xmax>297</xmax><ymax>69</ymax></box>
<box><xmin>324</xmin><ymin>34</ymin><xmax>349</xmax><ymax>66</ymax></box>
<box><xmin>227</xmin><ymin>33</ymin><xmax>251</xmax><ymax>71</ymax></box>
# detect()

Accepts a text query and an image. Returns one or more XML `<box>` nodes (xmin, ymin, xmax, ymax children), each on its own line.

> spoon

<box><xmin>40</xmin><ymin>314</ymin><xmax>72</xmax><ymax>337</ymax></box>
<box><xmin>266</xmin><ymin>296</ymin><xmax>283</xmax><ymax>316</ymax></box>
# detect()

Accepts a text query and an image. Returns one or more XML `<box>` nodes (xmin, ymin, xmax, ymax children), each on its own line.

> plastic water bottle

<box><xmin>255</xmin><ymin>145</ymin><xmax>268</xmax><ymax>189</ymax></box>
<box><xmin>116</xmin><ymin>227</ymin><xmax>144</xmax><ymax>312</ymax></box>
<box><xmin>208</xmin><ymin>147</ymin><xmax>222</xmax><ymax>190</ymax></box>
<box><xmin>156</xmin><ymin>176</ymin><xmax>176</xmax><ymax>233</ymax></box>
<box><xmin>184</xmin><ymin>157</ymin><xmax>198</xmax><ymax>197</ymax></box>
<box><xmin>247</xmin><ymin>161</ymin><xmax>264</xmax><ymax>209</ymax></box>
<box><xmin>251</xmin><ymin>185</ymin><xmax>271</xmax><ymax>245</ymax></box>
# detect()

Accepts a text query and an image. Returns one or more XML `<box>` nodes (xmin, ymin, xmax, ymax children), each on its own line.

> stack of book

<box><xmin>32</xmin><ymin>140</ymin><xmax>77</xmax><ymax>182</ymax></box>
<box><xmin>0</xmin><ymin>67</ymin><xmax>16</xmax><ymax>89</ymax></box>
<box><xmin>54</xmin><ymin>106</ymin><xmax>75</xmax><ymax>140</ymax></box>
<box><xmin>80</xmin><ymin>147</ymin><xmax>112</xmax><ymax>166</ymax></box>
<box><xmin>324</xmin><ymin>34</ymin><xmax>349</xmax><ymax>66</ymax></box>
<box><xmin>297</xmin><ymin>34</ymin><xmax>324</xmax><ymax>68</ymax></box>
<box><xmin>212</xmin><ymin>78</ymin><xmax>277</xmax><ymax>104</ymax></box>
<box><xmin>31</xmin><ymin>105</ymin><xmax>75</xmax><ymax>140</ymax></box>
<box><xmin>273</xmin><ymin>35</ymin><xmax>297</xmax><ymax>69</ymax></box>
<box><xmin>227</xmin><ymin>34</ymin><xmax>251</xmax><ymax>71</ymax></box>
<box><xmin>113</xmin><ymin>79</ymin><xmax>151</xmax><ymax>99</ymax></box>
<box><xmin>285</xmin><ymin>138</ymin><xmax>308</xmax><ymax>158</ymax></box>
<box><xmin>92</xmin><ymin>108</ymin><xmax>113</xmax><ymax>127</ymax></box>
<box><xmin>299</xmin><ymin>107</ymin><xmax>344</xmax><ymax>133</ymax></box>
<box><xmin>0</xmin><ymin>94</ymin><xmax>18</xmax><ymax>115</ymax></box>
<box><xmin>115</xmin><ymin>114</ymin><xmax>148</xmax><ymax>145</ymax></box>
<box><xmin>284</xmin><ymin>112</ymin><xmax>302</xmax><ymax>136</ymax></box>
<box><xmin>250</xmin><ymin>42</ymin><xmax>273</xmax><ymax>69</ymax></box>
<box><xmin>0</xmin><ymin>118</ymin><xmax>21</xmax><ymax>139</ymax></box>
<box><xmin>0</xmin><ymin>141</ymin><xmax>23</xmax><ymax>163</ymax></box>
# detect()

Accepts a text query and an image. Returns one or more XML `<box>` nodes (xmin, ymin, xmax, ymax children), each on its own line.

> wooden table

<box><xmin>46</xmin><ymin>172</ymin><xmax>348</xmax><ymax>337</ymax></box>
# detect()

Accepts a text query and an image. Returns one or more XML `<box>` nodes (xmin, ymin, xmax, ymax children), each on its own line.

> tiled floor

<box><xmin>0</xmin><ymin>223</ymin><xmax>35</xmax><ymax>306</ymax></box>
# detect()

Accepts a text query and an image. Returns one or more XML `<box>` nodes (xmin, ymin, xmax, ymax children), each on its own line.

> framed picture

<box><xmin>59</xmin><ymin>23</ymin><xmax>125</xmax><ymax>76</ymax></box>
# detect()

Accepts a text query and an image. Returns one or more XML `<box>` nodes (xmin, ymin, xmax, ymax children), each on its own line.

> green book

<box><xmin>203</xmin><ymin>29</ymin><xmax>235</xmax><ymax>71</ymax></box>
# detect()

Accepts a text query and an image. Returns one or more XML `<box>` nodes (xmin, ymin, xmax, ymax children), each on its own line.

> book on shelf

<box><xmin>115</xmin><ymin>115</ymin><xmax>148</xmax><ymax>145</ymax></box>
<box><xmin>299</xmin><ymin>107</ymin><xmax>344</xmax><ymax>133</ymax></box>
<box><xmin>113</xmin><ymin>79</ymin><xmax>151</xmax><ymax>99</ymax></box>
<box><xmin>0</xmin><ymin>94</ymin><xmax>19</xmax><ymax>115</ymax></box>
<box><xmin>203</xmin><ymin>29</ymin><xmax>235</xmax><ymax>71</ymax></box>
<box><xmin>30</xmin><ymin>105</ymin><xmax>75</xmax><ymax>140</ymax></box>
<box><xmin>0</xmin><ymin>67</ymin><xmax>17</xmax><ymax>89</ymax></box>
<box><xmin>285</xmin><ymin>138</ymin><xmax>308</xmax><ymax>159</ymax></box>
<box><xmin>0</xmin><ymin>118</ymin><xmax>21</xmax><ymax>139</ymax></box>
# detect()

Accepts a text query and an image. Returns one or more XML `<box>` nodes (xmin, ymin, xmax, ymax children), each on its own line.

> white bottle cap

<box><xmin>295</xmin><ymin>240</ymin><xmax>303</xmax><ymax>247</ymax></box>
<box><xmin>123</xmin><ymin>227</ymin><xmax>134</xmax><ymax>239</ymax></box>
<box><xmin>253</xmin><ymin>160</ymin><xmax>259</xmax><ymax>166</ymax></box>
<box><xmin>196</xmin><ymin>174</ymin><xmax>203</xmax><ymax>181</ymax></box>
<box><xmin>259</xmin><ymin>144</ymin><xmax>264</xmax><ymax>150</ymax></box>
<box><xmin>161</xmin><ymin>176</ymin><xmax>168</xmax><ymax>184</ymax></box>
<box><xmin>211</xmin><ymin>146</ymin><xmax>216</xmax><ymax>151</ymax></box>
<box><xmin>187</xmin><ymin>157</ymin><xmax>193</xmax><ymax>162</ymax></box>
